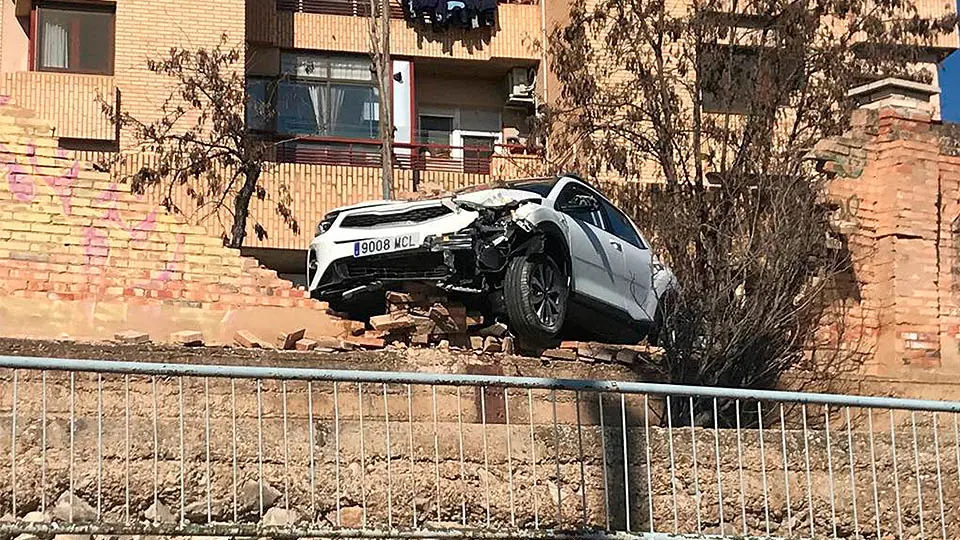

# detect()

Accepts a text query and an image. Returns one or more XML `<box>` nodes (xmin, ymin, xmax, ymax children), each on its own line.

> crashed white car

<box><xmin>307</xmin><ymin>174</ymin><xmax>677</xmax><ymax>345</ymax></box>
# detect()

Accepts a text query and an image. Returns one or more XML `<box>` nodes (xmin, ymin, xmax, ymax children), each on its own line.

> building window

<box><xmin>246</xmin><ymin>78</ymin><xmax>273</xmax><ymax>132</ymax></box>
<box><xmin>699</xmin><ymin>44</ymin><xmax>802</xmax><ymax>114</ymax></box>
<box><xmin>274</xmin><ymin>52</ymin><xmax>379</xmax><ymax>139</ymax></box>
<box><xmin>34</xmin><ymin>2</ymin><xmax>115</xmax><ymax>75</ymax></box>
<box><xmin>418</xmin><ymin>115</ymin><xmax>454</xmax><ymax>145</ymax></box>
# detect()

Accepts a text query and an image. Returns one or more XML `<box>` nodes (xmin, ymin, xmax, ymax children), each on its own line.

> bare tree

<box><xmin>546</xmin><ymin>0</ymin><xmax>955</xmax><ymax>422</ymax></box>
<box><xmin>369</xmin><ymin>0</ymin><xmax>395</xmax><ymax>199</ymax></box>
<box><xmin>100</xmin><ymin>35</ymin><xmax>297</xmax><ymax>248</ymax></box>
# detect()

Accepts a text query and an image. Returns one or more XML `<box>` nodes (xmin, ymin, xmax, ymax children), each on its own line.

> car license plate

<box><xmin>353</xmin><ymin>234</ymin><xmax>420</xmax><ymax>258</ymax></box>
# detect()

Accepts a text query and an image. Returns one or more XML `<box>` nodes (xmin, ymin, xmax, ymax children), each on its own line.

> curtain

<box><xmin>41</xmin><ymin>21</ymin><xmax>69</xmax><ymax>70</ymax></box>
<box><xmin>307</xmin><ymin>84</ymin><xmax>325</xmax><ymax>134</ymax></box>
<box><xmin>328</xmin><ymin>86</ymin><xmax>346</xmax><ymax>134</ymax></box>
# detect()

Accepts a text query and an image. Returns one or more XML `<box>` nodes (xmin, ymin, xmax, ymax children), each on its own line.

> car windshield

<box><xmin>508</xmin><ymin>178</ymin><xmax>558</xmax><ymax>196</ymax></box>
<box><xmin>454</xmin><ymin>177</ymin><xmax>559</xmax><ymax>197</ymax></box>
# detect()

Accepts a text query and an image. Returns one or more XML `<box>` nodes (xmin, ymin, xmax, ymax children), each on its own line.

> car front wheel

<box><xmin>504</xmin><ymin>253</ymin><xmax>568</xmax><ymax>347</ymax></box>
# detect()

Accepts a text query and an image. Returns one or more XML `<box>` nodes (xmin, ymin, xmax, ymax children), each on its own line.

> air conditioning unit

<box><xmin>506</xmin><ymin>67</ymin><xmax>536</xmax><ymax>106</ymax></box>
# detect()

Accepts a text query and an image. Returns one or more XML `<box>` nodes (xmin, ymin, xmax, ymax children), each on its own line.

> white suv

<box><xmin>307</xmin><ymin>174</ymin><xmax>677</xmax><ymax>345</ymax></box>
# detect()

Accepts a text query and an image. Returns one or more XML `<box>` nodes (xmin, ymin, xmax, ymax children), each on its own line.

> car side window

<box><xmin>556</xmin><ymin>184</ymin><xmax>605</xmax><ymax>229</ymax></box>
<box><xmin>601</xmin><ymin>200</ymin><xmax>645</xmax><ymax>249</ymax></box>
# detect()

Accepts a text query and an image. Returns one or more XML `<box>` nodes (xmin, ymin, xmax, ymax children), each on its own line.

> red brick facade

<box><xmin>818</xmin><ymin>99</ymin><xmax>960</xmax><ymax>375</ymax></box>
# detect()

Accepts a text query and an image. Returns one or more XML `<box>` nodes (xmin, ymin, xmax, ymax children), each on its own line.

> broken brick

<box><xmin>478</xmin><ymin>322</ymin><xmax>509</xmax><ymax>337</ymax></box>
<box><xmin>171</xmin><ymin>331</ymin><xmax>204</xmax><ymax>347</ymax></box>
<box><xmin>370</xmin><ymin>312</ymin><xmax>416</xmax><ymax>331</ymax></box>
<box><xmin>482</xmin><ymin>336</ymin><xmax>501</xmax><ymax>354</ymax></box>
<box><xmin>428</xmin><ymin>303</ymin><xmax>467</xmax><ymax>333</ymax></box>
<box><xmin>559</xmin><ymin>340</ymin><xmax>581</xmax><ymax>350</ymax></box>
<box><xmin>615</xmin><ymin>348</ymin><xmax>637</xmax><ymax>364</ymax></box>
<box><xmin>234</xmin><ymin>330</ymin><xmax>265</xmax><ymax>349</ymax></box>
<box><xmin>114</xmin><ymin>330</ymin><xmax>149</xmax><ymax>345</ymax></box>
<box><xmin>295</xmin><ymin>338</ymin><xmax>317</xmax><ymax>351</ymax></box>
<box><xmin>542</xmin><ymin>348</ymin><xmax>578</xmax><ymax>361</ymax></box>
<box><xmin>342</xmin><ymin>334</ymin><xmax>386</xmax><ymax>349</ymax></box>
<box><xmin>501</xmin><ymin>336</ymin><xmax>515</xmax><ymax>355</ymax></box>
<box><xmin>578</xmin><ymin>342</ymin><xmax>615</xmax><ymax>362</ymax></box>
<box><xmin>313</xmin><ymin>336</ymin><xmax>344</xmax><ymax>350</ymax></box>
<box><xmin>410</xmin><ymin>315</ymin><xmax>438</xmax><ymax>336</ymax></box>
<box><xmin>276</xmin><ymin>328</ymin><xmax>306</xmax><ymax>350</ymax></box>
<box><xmin>470</xmin><ymin>336</ymin><xmax>485</xmax><ymax>350</ymax></box>
<box><xmin>466</xmin><ymin>311</ymin><xmax>485</xmax><ymax>327</ymax></box>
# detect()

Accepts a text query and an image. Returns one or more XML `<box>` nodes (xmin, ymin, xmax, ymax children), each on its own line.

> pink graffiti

<box><xmin>1</xmin><ymin>142</ymin><xmax>78</xmax><ymax>210</ymax></box>
<box><xmin>94</xmin><ymin>183</ymin><xmax>123</xmax><ymax>226</ymax></box>
<box><xmin>5</xmin><ymin>163</ymin><xmax>34</xmax><ymax>202</ymax></box>
<box><xmin>36</xmin><ymin>147</ymin><xmax>79</xmax><ymax>215</ymax></box>
<box><xmin>82</xmin><ymin>226</ymin><xmax>110</xmax><ymax>268</ymax></box>
<box><xmin>4</xmin><ymin>125</ymin><xmax>185</xmax><ymax>289</ymax></box>
<box><xmin>128</xmin><ymin>209</ymin><xmax>158</xmax><ymax>243</ymax></box>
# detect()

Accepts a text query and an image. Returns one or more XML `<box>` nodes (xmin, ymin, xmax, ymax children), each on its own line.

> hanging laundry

<box><xmin>403</xmin><ymin>0</ymin><xmax>498</xmax><ymax>31</ymax></box>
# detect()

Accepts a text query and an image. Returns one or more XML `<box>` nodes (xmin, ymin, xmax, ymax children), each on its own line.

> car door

<box><xmin>553</xmin><ymin>183</ymin><xmax>628</xmax><ymax>312</ymax></box>
<box><xmin>600</xmin><ymin>199</ymin><xmax>655</xmax><ymax>322</ymax></box>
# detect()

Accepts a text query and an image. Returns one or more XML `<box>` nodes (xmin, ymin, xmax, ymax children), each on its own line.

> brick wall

<box><xmin>816</xmin><ymin>106</ymin><xmax>960</xmax><ymax>375</ymax></box>
<box><xmin>113</xmin><ymin>0</ymin><xmax>245</xmax><ymax>147</ymax></box>
<box><xmin>0</xmin><ymin>98</ymin><xmax>350</xmax><ymax>343</ymax></box>
<box><xmin>0</xmin><ymin>72</ymin><xmax>116</xmax><ymax>141</ymax></box>
<box><xmin>0</xmin><ymin>0</ymin><xmax>245</xmax><ymax>143</ymax></box>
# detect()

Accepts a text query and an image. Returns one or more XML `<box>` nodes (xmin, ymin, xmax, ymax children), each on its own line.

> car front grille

<box><xmin>339</xmin><ymin>251</ymin><xmax>450</xmax><ymax>280</ymax></box>
<box><xmin>340</xmin><ymin>205</ymin><xmax>452</xmax><ymax>228</ymax></box>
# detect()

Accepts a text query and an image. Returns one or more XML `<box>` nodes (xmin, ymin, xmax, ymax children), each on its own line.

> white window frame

<box><xmin>418</xmin><ymin>106</ymin><xmax>502</xmax><ymax>159</ymax></box>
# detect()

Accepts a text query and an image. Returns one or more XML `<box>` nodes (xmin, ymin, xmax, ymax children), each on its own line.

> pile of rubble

<box><xmin>541</xmin><ymin>340</ymin><xmax>662</xmax><ymax>366</ymax></box>
<box><xmin>366</xmin><ymin>286</ymin><xmax>514</xmax><ymax>353</ymax></box>
<box><xmin>113</xmin><ymin>283</ymin><xmax>662</xmax><ymax>364</ymax></box>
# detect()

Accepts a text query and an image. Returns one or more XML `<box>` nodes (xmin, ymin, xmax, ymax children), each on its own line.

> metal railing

<box><xmin>0</xmin><ymin>355</ymin><xmax>959</xmax><ymax>539</ymax></box>
<box><xmin>276</xmin><ymin>138</ymin><xmax>536</xmax><ymax>174</ymax></box>
<box><xmin>275</xmin><ymin>0</ymin><xmax>539</xmax><ymax>18</ymax></box>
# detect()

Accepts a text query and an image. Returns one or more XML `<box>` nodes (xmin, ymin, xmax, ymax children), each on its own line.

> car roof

<box><xmin>454</xmin><ymin>173</ymin><xmax>593</xmax><ymax>192</ymax></box>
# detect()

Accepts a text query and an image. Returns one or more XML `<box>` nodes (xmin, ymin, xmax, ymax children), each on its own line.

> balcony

<box><xmin>274</xmin><ymin>137</ymin><xmax>542</xmax><ymax>176</ymax></box>
<box><xmin>0</xmin><ymin>72</ymin><xmax>116</xmax><ymax>141</ymax></box>
<box><xmin>248</xmin><ymin>0</ymin><xmax>542</xmax><ymax>61</ymax></box>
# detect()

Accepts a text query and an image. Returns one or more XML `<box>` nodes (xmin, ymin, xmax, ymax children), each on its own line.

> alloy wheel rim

<box><xmin>529</xmin><ymin>262</ymin><xmax>563</xmax><ymax>327</ymax></box>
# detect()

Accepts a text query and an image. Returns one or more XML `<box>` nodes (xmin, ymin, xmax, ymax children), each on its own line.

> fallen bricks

<box><xmin>216</xmin><ymin>284</ymin><xmax>664</xmax><ymax>364</ymax></box>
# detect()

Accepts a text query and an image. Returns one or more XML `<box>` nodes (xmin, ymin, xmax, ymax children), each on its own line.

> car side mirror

<box><xmin>558</xmin><ymin>194</ymin><xmax>600</xmax><ymax>213</ymax></box>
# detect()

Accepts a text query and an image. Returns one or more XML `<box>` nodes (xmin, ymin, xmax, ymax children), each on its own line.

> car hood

<box><xmin>452</xmin><ymin>188</ymin><xmax>541</xmax><ymax>208</ymax></box>
<box><xmin>327</xmin><ymin>188</ymin><xmax>541</xmax><ymax>216</ymax></box>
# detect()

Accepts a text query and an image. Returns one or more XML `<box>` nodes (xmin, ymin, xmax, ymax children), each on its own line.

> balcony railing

<box><xmin>276</xmin><ymin>0</ymin><xmax>538</xmax><ymax>18</ymax></box>
<box><xmin>274</xmin><ymin>137</ymin><xmax>538</xmax><ymax>175</ymax></box>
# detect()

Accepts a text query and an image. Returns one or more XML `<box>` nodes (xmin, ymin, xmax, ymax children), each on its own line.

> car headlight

<box><xmin>316</xmin><ymin>218</ymin><xmax>334</xmax><ymax>236</ymax></box>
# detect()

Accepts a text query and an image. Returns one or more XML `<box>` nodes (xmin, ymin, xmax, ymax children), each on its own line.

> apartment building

<box><xmin>0</xmin><ymin>0</ymin><xmax>956</xmax><ymax>264</ymax></box>
<box><xmin>0</xmin><ymin>0</ymin><xmax>552</xmax><ymax>272</ymax></box>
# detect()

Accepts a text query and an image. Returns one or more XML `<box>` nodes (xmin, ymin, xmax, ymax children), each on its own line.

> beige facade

<box><xmin>0</xmin><ymin>0</ymin><xmax>957</xmax><ymax>257</ymax></box>
<box><xmin>0</xmin><ymin>0</ymin><xmax>245</xmax><ymax>145</ymax></box>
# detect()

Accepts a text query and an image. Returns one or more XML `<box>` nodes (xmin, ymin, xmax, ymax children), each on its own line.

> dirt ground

<box><xmin>0</xmin><ymin>338</ymin><xmax>642</xmax><ymax>382</ymax></box>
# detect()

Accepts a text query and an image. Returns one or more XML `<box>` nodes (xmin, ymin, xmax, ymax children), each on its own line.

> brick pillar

<box><xmin>824</xmin><ymin>78</ymin><xmax>948</xmax><ymax>373</ymax></box>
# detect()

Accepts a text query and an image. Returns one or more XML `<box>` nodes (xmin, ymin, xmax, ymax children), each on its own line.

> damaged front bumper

<box><xmin>309</xmin><ymin>202</ymin><xmax>537</xmax><ymax>301</ymax></box>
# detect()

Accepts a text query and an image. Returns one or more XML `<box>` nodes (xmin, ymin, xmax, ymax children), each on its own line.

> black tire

<box><xmin>504</xmin><ymin>253</ymin><xmax>569</xmax><ymax>347</ymax></box>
